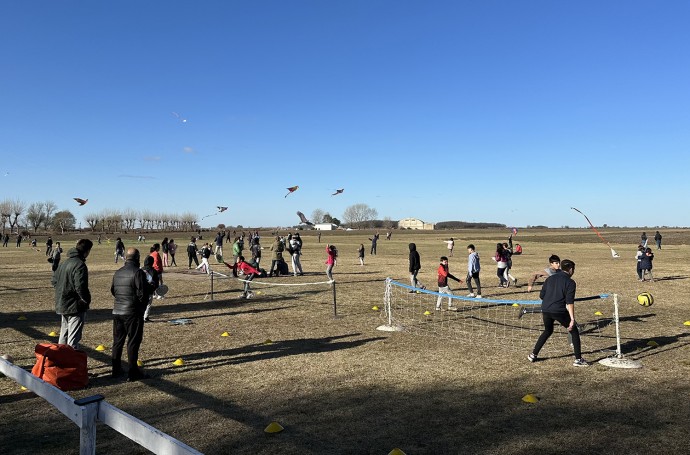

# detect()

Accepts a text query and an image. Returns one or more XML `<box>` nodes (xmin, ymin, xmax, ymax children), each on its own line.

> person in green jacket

<box><xmin>52</xmin><ymin>239</ymin><xmax>93</xmax><ymax>349</ymax></box>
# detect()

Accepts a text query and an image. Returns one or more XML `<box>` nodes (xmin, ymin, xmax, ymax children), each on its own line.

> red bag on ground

<box><xmin>31</xmin><ymin>343</ymin><xmax>88</xmax><ymax>391</ymax></box>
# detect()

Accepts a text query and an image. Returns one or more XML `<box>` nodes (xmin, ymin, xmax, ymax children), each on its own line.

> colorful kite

<box><xmin>571</xmin><ymin>207</ymin><xmax>619</xmax><ymax>258</ymax></box>
<box><xmin>73</xmin><ymin>198</ymin><xmax>88</xmax><ymax>206</ymax></box>
<box><xmin>511</xmin><ymin>227</ymin><xmax>518</xmax><ymax>236</ymax></box>
<box><xmin>171</xmin><ymin>111</ymin><xmax>188</xmax><ymax>123</ymax></box>
<box><xmin>296</xmin><ymin>211</ymin><xmax>314</xmax><ymax>226</ymax></box>
<box><xmin>202</xmin><ymin>206</ymin><xmax>228</xmax><ymax>219</ymax></box>
<box><xmin>285</xmin><ymin>186</ymin><xmax>299</xmax><ymax>198</ymax></box>
<box><xmin>331</xmin><ymin>188</ymin><xmax>344</xmax><ymax>196</ymax></box>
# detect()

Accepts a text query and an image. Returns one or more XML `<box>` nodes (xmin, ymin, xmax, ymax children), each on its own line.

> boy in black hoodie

<box><xmin>408</xmin><ymin>243</ymin><xmax>425</xmax><ymax>292</ymax></box>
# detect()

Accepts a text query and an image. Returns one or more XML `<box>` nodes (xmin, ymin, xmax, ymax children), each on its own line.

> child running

<box><xmin>225</xmin><ymin>256</ymin><xmax>261</xmax><ymax>299</ymax></box>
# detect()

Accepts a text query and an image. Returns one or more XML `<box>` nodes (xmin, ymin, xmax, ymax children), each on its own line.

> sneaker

<box><xmin>447</xmin><ymin>305</ymin><xmax>457</xmax><ymax>311</ymax></box>
<box><xmin>421</xmin><ymin>286</ymin><xmax>427</xmax><ymax>290</ymax></box>
<box><xmin>475</xmin><ymin>295</ymin><xmax>482</xmax><ymax>299</ymax></box>
<box><xmin>527</xmin><ymin>353</ymin><xmax>537</xmax><ymax>362</ymax></box>
<box><xmin>513</xmin><ymin>278</ymin><xmax>518</xmax><ymax>285</ymax></box>
<box><xmin>466</xmin><ymin>293</ymin><xmax>476</xmax><ymax>297</ymax></box>
<box><xmin>573</xmin><ymin>358</ymin><xmax>589</xmax><ymax>367</ymax></box>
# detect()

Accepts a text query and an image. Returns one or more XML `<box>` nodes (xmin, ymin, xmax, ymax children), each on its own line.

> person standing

<box><xmin>369</xmin><ymin>232</ymin><xmax>380</xmax><ymax>255</ymax></box>
<box><xmin>466</xmin><ymin>244</ymin><xmax>482</xmax><ymax>298</ymax></box>
<box><xmin>2</xmin><ymin>233</ymin><xmax>9</xmax><ymax>247</ymax></box>
<box><xmin>161</xmin><ymin>237</ymin><xmax>170</xmax><ymax>267</ymax></box>
<box><xmin>654</xmin><ymin>231</ymin><xmax>662</xmax><ymax>250</ymax></box>
<box><xmin>492</xmin><ymin>243</ymin><xmax>510</xmax><ymax>287</ymax></box>
<box><xmin>214</xmin><ymin>232</ymin><xmax>225</xmax><ymax>257</ymax></box>
<box><xmin>150</xmin><ymin>243</ymin><xmax>164</xmax><ymax>287</ymax></box>
<box><xmin>196</xmin><ymin>243</ymin><xmax>212</xmax><ymax>274</ymax></box>
<box><xmin>169</xmin><ymin>238</ymin><xmax>178</xmax><ymax>266</ymax></box>
<box><xmin>528</xmin><ymin>259</ymin><xmax>588</xmax><ymax>367</ymax></box>
<box><xmin>436</xmin><ymin>256</ymin><xmax>462</xmax><ymax>311</ymax></box>
<box><xmin>110</xmin><ymin>247</ymin><xmax>149</xmax><ymax>381</ymax></box>
<box><xmin>115</xmin><ymin>237</ymin><xmax>125</xmax><ymax>263</ymax></box>
<box><xmin>289</xmin><ymin>233</ymin><xmax>304</xmax><ymax>276</ymax></box>
<box><xmin>48</xmin><ymin>241</ymin><xmax>63</xmax><ymax>275</ymax></box>
<box><xmin>358</xmin><ymin>243</ymin><xmax>365</xmax><ymax>266</ymax></box>
<box><xmin>250</xmin><ymin>237</ymin><xmax>262</xmax><ymax>266</ymax></box>
<box><xmin>408</xmin><ymin>243</ymin><xmax>425</xmax><ymax>291</ymax></box>
<box><xmin>52</xmin><ymin>239</ymin><xmax>93</xmax><ymax>349</ymax></box>
<box><xmin>45</xmin><ymin>236</ymin><xmax>53</xmax><ymax>256</ymax></box>
<box><xmin>444</xmin><ymin>238</ymin><xmax>455</xmax><ymax>257</ymax></box>
<box><xmin>16</xmin><ymin>233</ymin><xmax>22</xmax><ymax>248</ymax></box>
<box><xmin>141</xmin><ymin>255</ymin><xmax>160</xmax><ymax>322</ymax></box>
<box><xmin>232</xmin><ymin>237</ymin><xmax>242</xmax><ymax>264</ymax></box>
<box><xmin>268</xmin><ymin>236</ymin><xmax>284</xmax><ymax>277</ymax></box>
<box><xmin>187</xmin><ymin>237</ymin><xmax>199</xmax><ymax>269</ymax></box>
<box><xmin>640</xmin><ymin>247</ymin><xmax>654</xmax><ymax>282</ymax></box>
<box><xmin>641</xmin><ymin>232</ymin><xmax>648</xmax><ymax>249</ymax></box>
<box><xmin>325</xmin><ymin>244</ymin><xmax>338</xmax><ymax>281</ymax></box>
<box><xmin>635</xmin><ymin>245</ymin><xmax>645</xmax><ymax>281</ymax></box>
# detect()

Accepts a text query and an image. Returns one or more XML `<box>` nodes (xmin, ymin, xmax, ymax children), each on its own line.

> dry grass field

<box><xmin>1</xmin><ymin>228</ymin><xmax>689</xmax><ymax>454</ymax></box>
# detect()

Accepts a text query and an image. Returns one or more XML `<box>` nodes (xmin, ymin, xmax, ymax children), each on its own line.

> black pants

<box><xmin>170</xmin><ymin>253</ymin><xmax>177</xmax><ymax>266</ymax></box>
<box><xmin>532</xmin><ymin>311</ymin><xmax>581</xmax><ymax>359</ymax></box>
<box><xmin>188</xmin><ymin>254</ymin><xmax>199</xmax><ymax>267</ymax></box>
<box><xmin>466</xmin><ymin>271</ymin><xmax>481</xmax><ymax>295</ymax></box>
<box><xmin>112</xmin><ymin>313</ymin><xmax>144</xmax><ymax>378</ymax></box>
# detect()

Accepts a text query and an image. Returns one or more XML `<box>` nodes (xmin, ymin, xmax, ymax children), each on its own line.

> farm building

<box><xmin>315</xmin><ymin>223</ymin><xmax>338</xmax><ymax>230</ymax></box>
<box><xmin>398</xmin><ymin>217</ymin><xmax>435</xmax><ymax>230</ymax></box>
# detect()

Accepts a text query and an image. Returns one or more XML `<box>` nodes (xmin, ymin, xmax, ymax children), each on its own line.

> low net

<box><xmin>379</xmin><ymin>278</ymin><xmax>620</xmax><ymax>357</ymax></box>
<box><xmin>203</xmin><ymin>270</ymin><xmax>339</xmax><ymax>316</ymax></box>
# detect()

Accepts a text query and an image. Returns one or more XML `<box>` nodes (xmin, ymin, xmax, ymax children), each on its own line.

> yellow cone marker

<box><xmin>522</xmin><ymin>394</ymin><xmax>539</xmax><ymax>403</ymax></box>
<box><xmin>257</xmin><ymin>291</ymin><xmax>262</xmax><ymax>295</ymax></box>
<box><xmin>17</xmin><ymin>316</ymin><xmax>27</xmax><ymax>321</ymax></box>
<box><xmin>264</xmin><ymin>339</ymin><xmax>273</xmax><ymax>345</ymax></box>
<box><xmin>20</xmin><ymin>386</ymin><xmax>28</xmax><ymax>391</ymax></box>
<box><xmin>221</xmin><ymin>332</ymin><xmax>230</xmax><ymax>337</ymax></box>
<box><xmin>264</xmin><ymin>421</ymin><xmax>284</xmax><ymax>433</ymax></box>
<box><xmin>684</xmin><ymin>321</ymin><xmax>690</xmax><ymax>326</ymax></box>
<box><xmin>372</xmin><ymin>306</ymin><xmax>379</xmax><ymax>311</ymax></box>
<box><xmin>594</xmin><ymin>311</ymin><xmax>603</xmax><ymax>316</ymax></box>
<box><xmin>647</xmin><ymin>340</ymin><xmax>659</xmax><ymax>347</ymax></box>
<box><xmin>173</xmin><ymin>358</ymin><xmax>185</xmax><ymax>366</ymax></box>
<box><xmin>512</xmin><ymin>303</ymin><xmax>519</xmax><ymax>307</ymax></box>
<box><xmin>95</xmin><ymin>345</ymin><xmax>106</xmax><ymax>351</ymax></box>
<box><xmin>48</xmin><ymin>331</ymin><xmax>58</xmax><ymax>337</ymax></box>
<box><xmin>388</xmin><ymin>449</ymin><xmax>407</xmax><ymax>455</ymax></box>
<box><xmin>423</xmin><ymin>310</ymin><xmax>431</xmax><ymax>315</ymax></box>
<box><xmin>137</xmin><ymin>360</ymin><xmax>144</xmax><ymax>367</ymax></box>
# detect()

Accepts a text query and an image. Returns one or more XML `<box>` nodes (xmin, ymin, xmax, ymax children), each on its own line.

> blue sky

<box><xmin>2</xmin><ymin>1</ymin><xmax>688</xmax><ymax>228</ymax></box>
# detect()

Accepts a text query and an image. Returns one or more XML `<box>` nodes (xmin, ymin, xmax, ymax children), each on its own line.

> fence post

<box><xmin>210</xmin><ymin>271</ymin><xmax>214</xmax><ymax>300</ymax></box>
<box><xmin>331</xmin><ymin>280</ymin><xmax>338</xmax><ymax>318</ymax></box>
<box><xmin>75</xmin><ymin>395</ymin><xmax>105</xmax><ymax>455</ymax></box>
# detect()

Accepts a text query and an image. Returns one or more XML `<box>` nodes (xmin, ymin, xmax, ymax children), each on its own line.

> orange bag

<box><xmin>32</xmin><ymin>343</ymin><xmax>88</xmax><ymax>391</ymax></box>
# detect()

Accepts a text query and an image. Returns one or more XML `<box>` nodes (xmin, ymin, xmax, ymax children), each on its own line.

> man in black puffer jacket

<box><xmin>110</xmin><ymin>247</ymin><xmax>149</xmax><ymax>381</ymax></box>
<box><xmin>52</xmin><ymin>239</ymin><xmax>93</xmax><ymax>349</ymax></box>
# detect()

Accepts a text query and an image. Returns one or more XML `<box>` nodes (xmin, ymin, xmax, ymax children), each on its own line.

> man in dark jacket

<box><xmin>408</xmin><ymin>243</ymin><xmax>425</xmax><ymax>292</ymax></box>
<box><xmin>110</xmin><ymin>247</ymin><xmax>149</xmax><ymax>381</ymax></box>
<box><xmin>52</xmin><ymin>239</ymin><xmax>93</xmax><ymax>349</ymax></box>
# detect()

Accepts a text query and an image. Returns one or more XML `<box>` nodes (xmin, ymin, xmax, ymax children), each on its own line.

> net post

<box><xmin>331</xmin><ymin>280</ymin><xmax>338</xmax><ymax>318</ymax></box>
<box><xmin>210</xmin><ymin>272</ymin><xmax>214</xmax><ymax>301</ymax></box>
<box><xmin>598</xmin><ymin>293</ymin><xmax>643</xmax><ymax>369</ymax></box>
<box><xmin>377</xmin><ymin>278</ymin><xmax>403</xmax><ymax>332</ymax></box>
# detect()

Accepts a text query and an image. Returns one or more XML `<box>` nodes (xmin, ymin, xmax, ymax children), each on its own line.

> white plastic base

<box><xmin>598</xmin><ymin>356</ymin><xmax>643</xmax><ymax>369</ymax></box>
<box><xmin>376</xmin><ymin>324</ymin><xmax>404</xmax><ymax>332</ymax></box>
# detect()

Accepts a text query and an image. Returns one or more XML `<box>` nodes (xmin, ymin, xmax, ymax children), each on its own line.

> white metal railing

<box><xmin>0</xmin><ymin>357</ymin><xmax>203</xmax><ymax>455</ymax></box>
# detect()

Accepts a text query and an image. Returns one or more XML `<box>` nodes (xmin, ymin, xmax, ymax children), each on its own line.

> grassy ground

<box><xmin>1</xmin><ymin>228</ymin><xmax>689</xmax><ymax>454</ymax></box>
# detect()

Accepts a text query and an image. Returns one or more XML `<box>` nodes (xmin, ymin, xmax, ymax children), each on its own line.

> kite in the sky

<box><xmin>171</xmin><ymin>111</ymin><xmax>188</xmax><ymax>123</ymax></box>
<box><xmin>571</xmin><ymin>207</ymin><xmax>619</xmax><ymax>258</ymax></box>
<box><xmin>331</xmin><ymin>188</ymin><xmax>344</xmax><ymax>196</ymax></box>
<box><xmin>73</xmin><ymin>198</ymin><xmax>88</xmax><ymax>206</ymax></box>
<box><xmin>296</xmin><ymin>211</ymin><xmax>314</xmax><ymax>226</ymax></box>
<box><xmin>285</xmin><ymin>186</ymin><xmax>299</xmax><ymax>198</ymax></box>
<box><xmin>511</xmin><ymin>227</ymin><xmax>518</xmax><ymax>236</ymax></box>
<box><xmin>202</xmin><ymin>206</ymin><xmax>228</xmax><ymax>219</ymax></box>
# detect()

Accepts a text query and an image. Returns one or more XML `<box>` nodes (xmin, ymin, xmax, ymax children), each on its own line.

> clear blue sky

<box><xmin>2</xmin><ymin>1</ymin><xmax>688</xmax><ymax>228</ymax></box>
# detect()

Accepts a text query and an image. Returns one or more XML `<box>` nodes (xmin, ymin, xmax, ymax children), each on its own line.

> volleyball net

<box><xmin>378</xmin><ymin>278</ymin><xmax>619</xmax><ymax>357</ymax></box>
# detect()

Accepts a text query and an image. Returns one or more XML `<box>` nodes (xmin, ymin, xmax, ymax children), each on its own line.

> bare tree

<box><xmin>342</xmin><ymin>203</ymin><xmax>378</xmax><ymax>229</ymax></box>
<box><xmin>42</xmin><ymin>201</ymin><xmax>57</xmax><ymax>230</ymax></box>
<box><xmin>26</xmin><ymin>202</ymin><xmax>46</xmax><ymax>232</ymax></box>
<box><xmin>9</xmin><ymin>199</ymin><xmax>26</xmax><ymax>233</ymax></box>
<box><xmin>122</xmin><ymin>208</ymin><xmax>138</xmax><ymax>231</ymax></box>
<box><xmin>0</xmin><ymin>199</ymin><xmax>11</xmax><ymax>235</ymax></box>
<box><xmin>84</xmin><ymin>212</ymin><xmax>99</xmax><ymax>231</ymax></box>
<box><xmin>311</xmin><ymin>208</ymin><xmax>325</xmax><ymax>225</ymax></box>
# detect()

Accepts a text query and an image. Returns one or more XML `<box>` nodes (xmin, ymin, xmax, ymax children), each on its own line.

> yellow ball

<box><xmin>637</xmin><ymin>292</ymin><xmax>654</xmax><ymax>307</ymax></box>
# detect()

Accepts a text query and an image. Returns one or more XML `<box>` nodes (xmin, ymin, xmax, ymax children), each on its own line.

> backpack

<box><xmin>277</xmin><ymin>259</ymin><xmax>289</xmax><ymax>276</ymax></box>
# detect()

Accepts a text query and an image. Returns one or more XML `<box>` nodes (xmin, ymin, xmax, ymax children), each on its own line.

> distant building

<box><xmin>315</xmin><ymin>223</ymin><xmax>338</xmax><ymax>231</ymax></box>
<box><xmin>398</xmin><ymin>218</ymin><xmax>435</xmax><ymax>230</ymax></box>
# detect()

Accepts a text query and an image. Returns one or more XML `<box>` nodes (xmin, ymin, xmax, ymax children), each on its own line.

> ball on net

<box><xmin>637</xmin><ymin>292</ymin><xmax>654</xmax><ymax>307</ymax></box>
